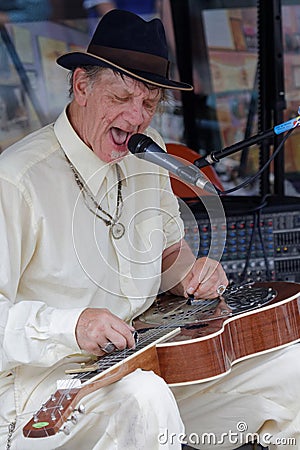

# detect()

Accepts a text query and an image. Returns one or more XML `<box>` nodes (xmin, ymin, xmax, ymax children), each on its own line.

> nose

<box><xmin>125</xmin><ymin>99</ymin><xmax>147</xmax><ymax>126</ymax></box>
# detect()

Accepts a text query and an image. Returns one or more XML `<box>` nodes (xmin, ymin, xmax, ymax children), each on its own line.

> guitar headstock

<box><xmin>23</xmin><ymin>388</ymin><xmax>84</xmax><ymax>438</ymax></box>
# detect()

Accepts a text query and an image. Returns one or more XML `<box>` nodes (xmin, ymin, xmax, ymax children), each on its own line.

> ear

<box><xmin>72</xmin><ymin>67</ymin><xmax>90</xmax><ymax>106</ymax></box>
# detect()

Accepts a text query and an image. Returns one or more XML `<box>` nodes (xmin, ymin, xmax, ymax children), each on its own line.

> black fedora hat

<box><xmin>56</xmin><ymin>9</ymin><xmax>193</xmax><ymax>91</ymax></box>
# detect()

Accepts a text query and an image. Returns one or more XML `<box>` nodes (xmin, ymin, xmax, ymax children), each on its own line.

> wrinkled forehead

<box><xmin>98</xmin><ymin>68</ymin><xmax>163</xmax><ymax>100</ymax></box>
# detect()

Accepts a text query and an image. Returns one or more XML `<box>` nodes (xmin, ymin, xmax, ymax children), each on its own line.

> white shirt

<box><xmin>0</xmin><ymin>107</ymin><xmax>184</xmax><ymax>373</ymax></box>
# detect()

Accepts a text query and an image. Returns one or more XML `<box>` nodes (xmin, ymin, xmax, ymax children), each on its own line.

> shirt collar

<box><xmin>54</xmin><ymin>106</ymin><xmax>127</xmax><ymax>196</ymax></box>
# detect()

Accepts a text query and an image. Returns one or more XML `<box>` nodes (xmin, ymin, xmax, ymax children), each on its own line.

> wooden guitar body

<box><xmin>23</xmin><ymin>281</ymin><xmax>300</xmax><ymax>438</ymax></box>
<box><xmin>142</xmin><ymin>281</ymin><xmax>300</xmax><ymax>385</ymax></box>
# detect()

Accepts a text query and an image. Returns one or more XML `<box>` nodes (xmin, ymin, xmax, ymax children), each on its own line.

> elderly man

<box><xmin>0</xmin><ymin>9</ymin><xmax>299</xmax><ymax>450</ymax></box>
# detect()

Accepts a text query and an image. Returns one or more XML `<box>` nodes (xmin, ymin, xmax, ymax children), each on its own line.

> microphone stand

<box><xmin>194</xmin><ymin>113</ymin><xmax>300</xmax><ymax>169</ymax></box>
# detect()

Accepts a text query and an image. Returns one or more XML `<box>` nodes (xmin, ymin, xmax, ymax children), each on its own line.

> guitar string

<box><xmin>26</xmin><ymin>285</ymin><xmax>277</xmax><ymax>434</ymax></box>
<box><xmin>34</xmin><ymin>285</ymin><xmax>271</xmax><ymax>420</ymax></box>
<box><xmin>35</xmin><ymin>297</ymin><xmax>224</xmax><ymax>422</ymax></box>
<box><xmin>32</xmin><ymin>297</ymin><xmax>223</xmax><ymax>423</ymax></box>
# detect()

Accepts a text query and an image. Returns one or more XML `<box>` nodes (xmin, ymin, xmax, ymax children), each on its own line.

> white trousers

<box><xmin>8</xmin><ymin>369</ymin><xmax>184</xmax><ymax>450</ymax></box>
<box><xmin>3</xmin><ymin>345</ymin><xmax>300</xmax><ymax>450</ymax></box>
<box><xmin>172</xmin><ymin>345</ymin><xmax>300</xmax><ymax>450</ymax></box>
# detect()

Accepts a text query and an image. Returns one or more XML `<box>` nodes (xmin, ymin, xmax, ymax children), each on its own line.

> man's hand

<box><xmin>182</xmin><ymin>256</ymin><xmax>228</xmax><ymax>299</ymax></box>
<box><xmin>75</xmin><ymin>308</ymin><xmax>135</xmax><ymax>356</ymax></box>
<box><xmin>162</xmin><ymin>239</ymin><xmax>228</xmax><ymax>299</ymax></box>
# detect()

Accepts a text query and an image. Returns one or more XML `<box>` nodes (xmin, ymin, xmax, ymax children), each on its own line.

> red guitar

<box><xmin>23</xmin><ymin>281</ymin><xmax>300</xmax><ymax>438</ymax></box>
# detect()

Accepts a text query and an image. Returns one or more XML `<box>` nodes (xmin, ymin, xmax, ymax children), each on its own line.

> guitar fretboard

<box><xmin>68</xmin><ymin>326</ymin><xmax>180</xmax><ymax>384</ymax></box>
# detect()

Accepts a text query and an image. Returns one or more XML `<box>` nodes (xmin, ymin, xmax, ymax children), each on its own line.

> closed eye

<box><xmin>114</xmin><ymin>96</ymin><xmax>129</xmax><ymax>103</ymax></box>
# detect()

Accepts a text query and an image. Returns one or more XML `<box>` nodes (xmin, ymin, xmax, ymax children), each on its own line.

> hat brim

<box><xmin>56</xmin><ymin>52</ymin><xmax>193</xmax><ymax>91</ymax></box>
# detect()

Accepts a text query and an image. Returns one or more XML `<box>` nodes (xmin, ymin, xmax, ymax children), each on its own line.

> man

<box><xmin>0</xmin><ymin>9</ymin><xmax>299</xmax><ymax>450</ymax></box>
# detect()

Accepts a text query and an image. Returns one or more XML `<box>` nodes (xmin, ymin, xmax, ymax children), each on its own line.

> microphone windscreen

<box><xmin>128</xmin><ymin>133</ymin><xmax>152</xmax><ymax>154</ymax></box>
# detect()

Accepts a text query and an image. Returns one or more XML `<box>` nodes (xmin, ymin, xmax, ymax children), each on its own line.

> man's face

<box><xmin>73</xmin><ymin>69</ymin><xmax>162</xmax><ymax>163</ymax></box>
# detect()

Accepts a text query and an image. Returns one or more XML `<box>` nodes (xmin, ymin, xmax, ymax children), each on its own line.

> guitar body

<box><xmin>23</xmin><ymin>281</ymin><xmax>300</xmax><ymax>438</ymax></box>
<box><xmin>135</xmin><ymin>281</ymin><xmax>300</xmax><ymax>385</ymax></box>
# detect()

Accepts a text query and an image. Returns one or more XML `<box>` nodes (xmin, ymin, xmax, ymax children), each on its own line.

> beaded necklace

<box><xmin>66</xmin><ymin>155</ymin><xmax>125</xmax><ymax>239</ymax></box>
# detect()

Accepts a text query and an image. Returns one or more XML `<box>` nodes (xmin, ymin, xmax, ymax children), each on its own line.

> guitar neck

<box><xmin>23</xmin><ymin>281</ymin><xmax>300</xmax><ymax>438</ymax></box>
<box><xmin>23</xmin><ymin>326</ymin><xmax>180</xmax><ymax>438</ymax></box>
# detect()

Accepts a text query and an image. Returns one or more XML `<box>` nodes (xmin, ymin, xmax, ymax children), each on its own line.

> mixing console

<box><xmin>181</xmin><ymin>196</ymin><xmax>300</xmax><ymax>283</ymax></box>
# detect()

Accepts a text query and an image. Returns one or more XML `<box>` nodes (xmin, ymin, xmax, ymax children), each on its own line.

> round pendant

<box><xmin>110</xmin><ymin>222</ymin><xmax>125</xmax><ymax>239</ymax></box>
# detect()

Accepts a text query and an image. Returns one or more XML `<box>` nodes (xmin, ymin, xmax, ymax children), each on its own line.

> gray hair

<box><xmin>68</xmin><ymin>66</ymin><xmax>107</xmax><ymax>97</ymax></box>
<box><xmin>68</xmin><ymin>66</ymin><xmax>168</xmax><ymax>105</ymax></box>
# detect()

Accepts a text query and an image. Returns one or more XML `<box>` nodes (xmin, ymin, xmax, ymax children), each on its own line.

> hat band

<box><xmin>88</xmin><ymin>44</ymin><xmax>169</xmax><ymax>78</ymax></box>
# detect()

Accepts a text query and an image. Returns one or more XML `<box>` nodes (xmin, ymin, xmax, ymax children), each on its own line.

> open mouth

<box><xmin>111</xmin><ymin>127</ymin><xmax>129</xmax><ymax>146</ymax></box>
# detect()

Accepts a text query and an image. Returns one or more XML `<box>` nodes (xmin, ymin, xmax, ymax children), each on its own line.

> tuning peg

<box><xmin>69</xmin><ymin>413</ymin><xmax>79</xmax><ymax>424</ymax></box>
<box><xmin>75</xmin><ymin>404</ymin><xmax>86</xmax><ymax>415</ymax></box>
<box><xmin>60</xmin><ymin>424</ymin><xmax>71</xmax><ymax>435</ymax></box>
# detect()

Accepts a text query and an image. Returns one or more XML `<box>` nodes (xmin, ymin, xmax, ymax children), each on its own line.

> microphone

<box><xmin>195</xmin><ymin>113</ymin><xmax>300</xmax><ymax>169</ymax></box>
<box><xmin>127</xmin><ymin>133</ymin><xmax>216</xmax><ymax>194</ymax></box>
